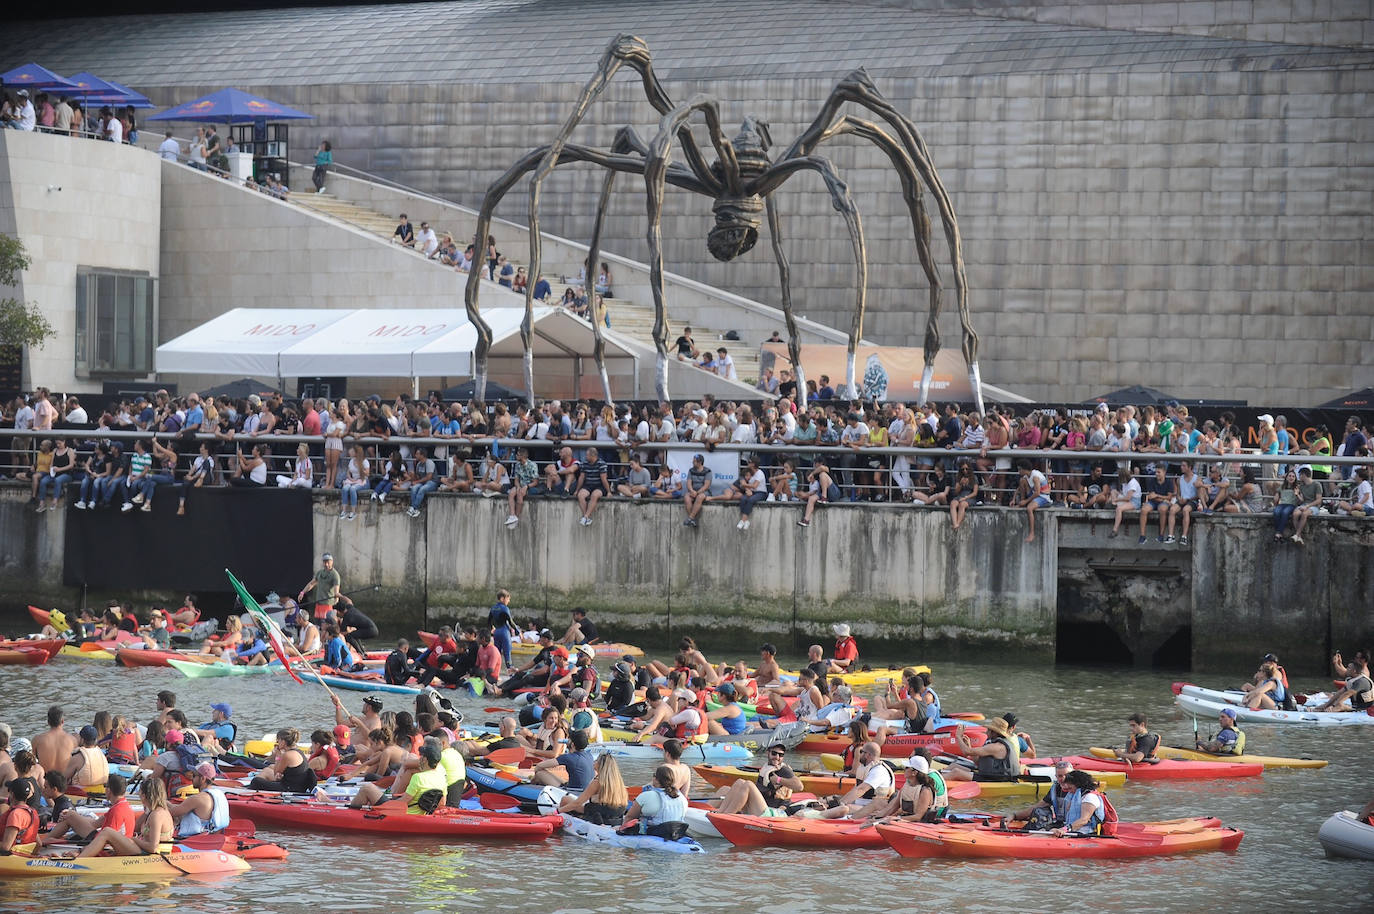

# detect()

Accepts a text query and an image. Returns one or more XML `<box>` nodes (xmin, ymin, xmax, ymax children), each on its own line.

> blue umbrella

<box><xmin>146</xmin><ymin>87</ymin><xmax>312</xmax><ymax>124</ymax></box>
<box><xmin>64</xmin><ymin>72</ymin><xmax>155</xmax><ymax>108</ymax></box>
<box><xmin>0</xmin><ymin>62</ymin><xmax>79</xmax><ymax>92</ymax></box>
<box><xmin>99</xmin><ymin>78</ymin><xmax>155</xmax><ymax>109</ymax></box>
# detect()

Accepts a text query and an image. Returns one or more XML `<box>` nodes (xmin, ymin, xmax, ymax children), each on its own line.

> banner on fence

<box><xmin>666</xmin><ymin>448</ymin><xmax>738</xmax><ymax>496</ymax></box>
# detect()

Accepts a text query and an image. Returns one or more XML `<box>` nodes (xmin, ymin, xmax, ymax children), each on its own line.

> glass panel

<box><xmin>74</xmin><ymin>274</ymin><xmax>89</xmax><ymax>373</ymax></box>
<box><xmin>115</xmin><ymin>276</ymin><xmax>134</xmax><ymax>370</ymax></box>
<box><xmin>130</xmin><ymin>277</ymin><xmax>149</xmax><ymax>373</ymax></box>
<box><xmin>95</xmin><ymin>274</ymin><xmax>116</xmax><ymax>370</ymax></box>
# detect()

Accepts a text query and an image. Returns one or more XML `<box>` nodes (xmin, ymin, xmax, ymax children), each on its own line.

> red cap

<box><xmin>332</xmin><ymin>724</ymin><xmax>351</xmax><ymax>745</ymax></box>
<box><xmin>552</xmin><ymin>646</ymin><xmax>569</xmax><ymax>659</ymax></box>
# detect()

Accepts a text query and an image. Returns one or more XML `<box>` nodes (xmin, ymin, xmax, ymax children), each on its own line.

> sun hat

<box><xmin>984</xmin><ymin>717</ymin><xmax>1012</xmax><ymax>737</ymax></box>
<box><xmin>193</xmin><ymin>762</ymin><xmax>217</xmax><ymax>780</ymax></box>
<box><xmin>832</xmin><ymin>623</ymin><xmax>851</xmax><ymax>638</ymax></box>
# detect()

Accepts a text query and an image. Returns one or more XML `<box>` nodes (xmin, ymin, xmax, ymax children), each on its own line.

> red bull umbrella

<box><xmin>146</xmin><ymin>87</ymin><xmax>313</xmax><ymax>123</ymax></box>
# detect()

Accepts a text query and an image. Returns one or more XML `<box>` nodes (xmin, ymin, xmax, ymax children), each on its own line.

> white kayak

<box><xmin>588</xmin><ymin>740</ymin><xmax>751</xmax><ymax>763</ymax></box>
<box><xmin>1318</xmin><ymin>811</ymin><xmax>1374</xmax><ymax>861</ymax></box>
<box><xmin>559</xmin><ymin>813</ymin><xmax>705</xmax><ymax>853</ymax></box>
<box><xmin>1175</xmin><ymin>692</ymin><xmax>1374</xmax><ymax>726</ymax></box>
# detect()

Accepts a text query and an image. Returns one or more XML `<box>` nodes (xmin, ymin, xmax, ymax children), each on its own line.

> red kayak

<box><xmin>227</xmin><ymin>796</ymin><xmax>559</xmax><ymax>839</ymax></box>
<box><xmin>1031</xmin><ymin>755</ymin><xmax>1264</xmax><ymax>781</ymax></box>
<box><xmin>0</xmin><ymin>647</ymin><xmax>52</xmax><ymax>666</ymax></box>
<box><xmin>878</xmin><ymin>818</ymin><xmax>1243</xmax><ymax>859</ymax></box>
<box><xmin>798</xmin><ymin>728</ymin><xmax>980</xmax><ymax>758</ymax></box>
<box><xmin>0</xmin><ymin>638</ymin><xmax>65</xmax><ymax>661</ymax></box>
<box><xmin>115</xmin><ymin>647</ymin><xmax>217</xmax><ymax>668</ymax></box>
<box><xmin>708</xmin><ymin>813</ymin><xmax>889</xmax><ymax>849</ymax></box>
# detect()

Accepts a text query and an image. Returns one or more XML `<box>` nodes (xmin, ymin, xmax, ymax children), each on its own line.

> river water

<box><xmin>1</xmin><ymin>651</ymin><xmax>1370</xmax><ymax>912</ymax></box>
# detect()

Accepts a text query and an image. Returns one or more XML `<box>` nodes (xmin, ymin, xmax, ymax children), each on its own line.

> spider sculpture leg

<box><xmin>749</xmin><ymin>156</ymin><xmax>867</xmax><ymax>400</ymax></box>
<box><xmin>764</xmin><ymin>197</ymin><xmax>807</xmax><ymax>410</ymax></box>
<box><xmin>783</xmin><ymin>69</ymin><xmax>982</xmax><ymax>414</ymax></box>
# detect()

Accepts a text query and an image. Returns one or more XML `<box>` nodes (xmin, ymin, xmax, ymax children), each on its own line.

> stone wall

<box><xmin>0</xmin><ymin>130</ymin><xmax>162</xmax><ymax>393</ymax></box>
<box><xmin>6</xmin><ymin>480</ymin><xmax>1371</xmax><ymax>672</ymax></box>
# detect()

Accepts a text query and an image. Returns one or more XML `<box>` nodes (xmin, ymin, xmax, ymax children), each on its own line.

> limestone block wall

<box><xmin>140</xmin><ymin>59</ymin><xmax>1374</xmax><ymax>405</ymax></box>
<box><xmin>0</xmin><ymin>131</ymin><xmax>161</xmax><ymax>393</ymax></box>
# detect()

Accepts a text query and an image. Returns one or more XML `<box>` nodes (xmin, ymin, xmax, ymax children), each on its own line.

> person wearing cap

<box><xmin>333</xmin><ymin>694</ymin><xmax>384</xmax><ymax>757</ymax></box>
<box><xmin>498</xmin><ymin>628</ymin><xmax>558</xmax><ymax>695</ymax></box>
<box><xmin>195</xmin><ymin>704</ymin><xmax>237</xmax><ymax>749</ymax></box>
<box><xmin>298</xmin><ymin>553</ymin><xmax>342</xmax><ymax>623</ymax></box>
<box><xmin>140</xmin><ymin>609</ymin><xmax>172</xmax><ymax>650</ymax></box>
<box><xmin>231</xmin><ymin>627</ymin><xmax>270</xmax><ymax>667</ymax></box>
<box><xmin>705</xmin><ymin>682</ymin><xmax>750</xmax><ymax>736</ymax></box>
<box><xmin>830</xmin><ymin>623</ymin><xmax>859</xmax><ymax>671</ymax></box>
<box><xmin>712</xmin><ymin>743</ymin><xmax>804</xmax><ymax>815</ymax></box>
<box><xmin>1196</xmin><ymin>708</ymin><xmax>1246</xmax><ymax>754</ymax></box>
<box><xmin>604</xmin><ymin>661</ymin><xmax>638</xmax><ymax>712</ymax></box>
<box><xmin>802</xmin><ymin>684</ymin><xmax>860</xmax><ymax>732</ymax></box>
<box><xmin>858</xmin><ymin>755</ymin><xmax>939</xmax><ymax>822</ymax></box>
<box><xmin>566</xmin><ymin>686</ymin><xmax>603</xmax><ymax>742</ymax></box>
<box><xmin>945</xmin><ymin>718</ymin><xmax>1021</xmax><ymax>782</ymax></box>
<box><xmin>168</xmin><ymin>763</ymin><xmax>230</xmax><ymax>837</ymax></box>
<box><xmin>1318</xmin><ymin>651</ymin><xmax>1374</xmax><ymax>713</ymax></box>
<box><xmin>540</xmin><ymin>645</ymin><xmax>574</xmax><ymax>694</ymax></box>
<box><xmin>63</xmin><ymin>725</ymin><xmax>109</xmax><ymax>789</ymax></box>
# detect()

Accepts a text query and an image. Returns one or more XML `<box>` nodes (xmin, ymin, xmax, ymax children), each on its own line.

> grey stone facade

<box><xmin>7</xmin><ymin>1</ymin><xmax>1372</xmax><ymax>403</ymax></box>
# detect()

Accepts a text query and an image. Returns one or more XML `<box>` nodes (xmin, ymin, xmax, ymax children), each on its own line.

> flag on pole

<box><xmin>225</xmin><ymin>568</ymin><xmax>305</xmax><ymax>684</ymax></box>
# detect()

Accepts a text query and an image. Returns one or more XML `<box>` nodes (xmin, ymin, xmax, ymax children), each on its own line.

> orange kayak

<box><xmin>878</xmin><ymin>819</ymin><xmax>1243</xmax><ymax>859</ymax></box>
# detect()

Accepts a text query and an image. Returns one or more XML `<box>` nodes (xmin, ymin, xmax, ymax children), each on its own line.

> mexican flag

<box><xmin>225</xmin><ymin>568</ymin><xmax>305</xmax><ymax>684</ymax></box>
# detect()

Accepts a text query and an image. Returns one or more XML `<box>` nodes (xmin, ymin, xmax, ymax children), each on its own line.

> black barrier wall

<box><xmin>61</xmin><ymin>487</ymin><xmax>313</xmax><ymax>594</ymax></box>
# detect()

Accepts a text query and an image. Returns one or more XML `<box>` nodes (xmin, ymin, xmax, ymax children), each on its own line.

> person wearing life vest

<box><xmin>1197</xmin><ymin>707</ymin><xmax>1246</xmax><ymax>754</ymax></box>
<box><xmin>829</xmin><ymin>623</ymin><xmax>860</xmax><ymax>672</ymax></box>
<box><xmin>604</xmin><ymin>662</ymin><xmax>638</xmax><ymax>712</ymax></box>
<box><xmin>646</xmin><ymin>689</ymin><xmax>705</xmax><ymax>745</ymax></box>
<box><xmin>819</xmin><ymin>741</ymin><xmax>897</xmax><ymax>819</ymax></box>
<box><xmin>169</xmin><ymin>763</ymin><xmax>230</xmax><ymax>837</ymax></box>
<box><xmin>63</xmin><ymin>725</ymin><xmax>109</xmax><ymax>788</ymax></box>
<box><xmin>1052</xmin><ymin>770</ymin><xmax>1111</xmax><ymax>837</ymax></box>
<box><xmin>0</xmin><ymin>778</ymin><xmax>39</xmax><ymax>854</ymax></box>
<box><xmin>711</xmin><ymin>744</ymin><xmax>804</xmax><ymax>816</ymax></box>
<box><xmin>858</xmin><ymin>755</ymin><xmax>939</xmax><ymax>822</ymax></box>
<box><xmin>705</xmin><ymin>682</ymin><xmax>751</xmax><ymax>736</ymax></box>
<box><xmin>946</xmin><ymin>717</ymin><xmax>1020</xmax><ymax>781</ymax></box>
<box><xmin>619</xmin><ymin>765</ymin><xmax>689</xmax><ymax>841</ymax></box>
<box><xmin>1005</xmin><ymin>759</ymin><xmax>1074</xmax><ymax>830</ymax></box>
<box><xmin>1321</xmin><ymin>651</ymin><xmax>1374</xmax><ymax>712</ymax></box>
<box><xmin>1243</xmin><ymin>661</ymin><xmax>1292</xmax><ymax>711</ymax></box>
<box><xmin>1111</xmin><ymin>712</ymin><xmax>1160</xmax><ymax>763</ymax></box>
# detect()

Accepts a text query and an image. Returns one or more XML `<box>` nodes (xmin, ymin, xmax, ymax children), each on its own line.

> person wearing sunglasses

<box><xmin>710</xmin><ymin>745</ymin><xmax>803</xmax><ymax>816</ymax></box>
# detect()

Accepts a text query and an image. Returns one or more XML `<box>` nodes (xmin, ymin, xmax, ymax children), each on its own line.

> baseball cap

<box><xmin>1219</xmin><ymin>707</ymin><xmax>1237</xmax><ymax>719</ymax></box>
<box><xmin>569</xmin><ymin>687</ymin><xmax>588</xmax><ymax>702</ymax></box>
<box><xmin>1256</xmin><ymin>414</ymin><xmax>1274</xmax><ymax>424</ymax></box>
<box><xmin>539</xmin><ymin>629</ymin><xmax>553</xmax><ymax>640</ymax></box>
<box><xmin>165</xmin><ymin>729</ymin><xmax>185</xmax><ymax>745</ymax></box>
<box><xmin>321</xmin><ymin>552</ymin><xmax>333</xmax><ymax>561</ymax></box>
<box><xmin>332</xmin><ymin>724</ymin><xmax>352</xmax><ymax>745</ymax></box>
<box><xmin>418</xmin><ymin>742</ymin><xmax>442</xmax><ymax>765</ymax></box>
<box><xmin>10</xmin><ymin>737</ymin><xmax>31</xmax><ymax>756</ymax></box>
<box><xmin>672</xmin><ymin>688</ymin><xmax>697</xmax><ymax>702</ymax></box>
<box><xmin>551</xmin><ymin>646</ymin><xmax>569</xmax><ymax>659</ymax></box>
<box><xmin>717</xmin><ymin>681</ymin><xmax>736</xmax><ymax>696</ymax></box>
<box><xmin>612</xmin><ymin>662</ymin><xmax>631</xmax><ymax>678</ymax></box>
<box><xmin>363</xmin><ymin>696</ymin><xmax>384</xmax><ymax>709</ymax></box>
<box><xmin>904</xmin><ymin>755</ymin><xmax>930</xmax><ymax>773</ymax></box>
<box><xmin>211</xmin><ymin>703</ymin><xmax>233</xmax><ymax>718</ymax></box>
<box><xmin>193</xmin><ymin>762</ymin><xmax>218</xmax><ymax>780</ymax></box>
<box><xmin>79</xmin><ymin>724</ymin><xmax>99</xmax><ymax>741</ymax></box>
<box><xmin>5</xmin><ymin>778</ymin><xmax>34</xmax><ymax>801</ymax></box>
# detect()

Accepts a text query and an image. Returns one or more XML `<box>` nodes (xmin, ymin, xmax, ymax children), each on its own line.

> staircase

<box><xmin>292</xmin><ymin>191</ymin><xmax>763</xmax><ymax>387</ymax></box>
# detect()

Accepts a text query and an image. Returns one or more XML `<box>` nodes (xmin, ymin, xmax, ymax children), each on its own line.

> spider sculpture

<box><xmin>462</xmin><ymin>33</ymin><xmax>982</xmax><ymax>413</ymax></box>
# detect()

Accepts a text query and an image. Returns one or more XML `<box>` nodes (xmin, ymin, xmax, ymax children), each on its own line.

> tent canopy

<box><xmin>1318</xmin><ymin>387</ymin><xmax>1374</xmax><ymax>410</ymax></box>
<box><xmin>156</xmin><ymin>307</ymin><xmax>637</xmax><ymax>380</ymax></box>
<box><xmin>0</xmin><ymin>63</ymin><xmax>78</xmax><ymax>92</ymax></box>
<box><xmin>64</xmin><ymin>72</ymin><xmax>154</xmax><ymax>107</ymax></box>
<box><xmin>147</xmin><ymin>87</ymin><xmax>312</xmax><ymax>123</ymax></box>
<box><xmin>1083</xmin><ymin>384</ymin><xmax>1178</xmax><ymax>406</ymax></box>
<box><xmin>195</xmin><ymin>377</ymin><xmax>285</xmax><ymax>401</ymax></box>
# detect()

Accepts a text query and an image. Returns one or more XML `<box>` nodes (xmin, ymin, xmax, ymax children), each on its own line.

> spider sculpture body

<box><xmin>462</xmin><ymin>34</ymin><xmax>983</xmax><ymax>414</ymax></box>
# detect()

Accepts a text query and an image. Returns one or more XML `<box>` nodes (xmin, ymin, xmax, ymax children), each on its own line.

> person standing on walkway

<box><xmin>298</xmin><ymin>552</ymin><xmax>341</xmax><ymax>623</ymax></box>
<box><xmin>488</xmin><ymin>588</ymin><xmax>518</xmax><ymax>669</ymax></box>
<box><xmin>313</xmin><ymin>140</ymin><xmax>332</xmax><ymax>192</ymax></box>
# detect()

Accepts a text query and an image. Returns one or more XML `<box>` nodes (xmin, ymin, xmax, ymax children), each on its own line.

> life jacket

<box><xmin>1060</xmin><ymin>788</ymin><xmax>1106</xmax><ymax>836</ymax></box>
<box><xmin>1348</xmin><ymin>674</ymin><xmax>1374</xmax><ymax>709</ymax></box>
<box><xmin>974</xmin><ymin>737</ymin><xmax>1018</xmax><ymax>780</ymax></box>
<box><xmin>1274</xmin><ymin>664</ymin><xmax>1290</xmax><ymax>690</ymax></box>
<box><xmin>1219</xmin><ymin>726</ymin><xmax>1247</xmax><ymax>755</ymax></box>
<box><xmin>175</xmin><ymin>786</ymin><xmax>230</xmax><ymax>837</ymax></box>
<box><xmin>169</xmin><ymin>737</ymin><xmax>216</xmax><ymax>789</ymax></box>
<box><xmin>1264</xmin><ymin>677</ymin><xmax>1289</xmax><ymax>704</ymax></box>
<box><xmin>3</xmin><ymin>804</ymin><xmax>38</xmax><ymax>847</ymax></box>
<box><xmin>637</xmin><ymin>786</ymin><xmax>687</xmax><ymax>832</ymax></box>
<box><xmin>842</xmin><ymin>742</ymin><xmax>859</xmax><ymax>770</ymax></box>
<box><xmin>928</xmin><ymin>769</ymin><xmax>948</xmax><ymax>815</ymax></box>
<box><xmin>1126</xmin><ymin>731</ymin><xmax>1157</xmax><ymax>760</ymax></box>
<box><xmin>924</xmin><ymin>688</ymin><xmax>942</xmax><ymax>723</ymax></box>
<box><xmin>72</xmin><ymin>746</ymin><xmax>109</xmax><ymax>788</ymax></box>
<box><xmin>107</xmin><ymin>728</ymin><xmax>139</xmax><ymax>766</ymax></box>
<box><xmin>674</xmin><ymin>707</ymin><xmax>705</xmax><ymax>741</ymax></box>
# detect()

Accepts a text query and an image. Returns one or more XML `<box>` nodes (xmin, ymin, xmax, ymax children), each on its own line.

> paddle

<box><xmin>483</xmin><ymin>707</ymin><xmax>516</xmax><ymax>714</ymax></box>
<box><xmin>484</xmin><ymin>748</ymin><xmax>526</xmax><ymax>766</ymax></box>
<box><xmin>478</xmin><ymin>792</ymin><xmax>525</xmax><ymax>811</ymax></box>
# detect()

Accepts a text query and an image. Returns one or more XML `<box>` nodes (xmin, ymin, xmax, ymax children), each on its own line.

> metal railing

<box><xmin>3</xmin><ymin>427</ymin><xmax>1369</xmax><ymax>511</ymax></box>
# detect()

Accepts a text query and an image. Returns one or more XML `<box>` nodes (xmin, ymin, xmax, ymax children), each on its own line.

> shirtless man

<box><xmin>629</xmin><ymin>687</ymin><xmax>673</xmax><ymax>742</ymax></box>
<box><xmin>332</xmin><ymin>694</ymin><xmax>383</xmax><ymax>759</ymax></box>
<box><xmin>751</xmin><ymin>643</ymin><xmax>783</xmax><ymax>688</ymax></box>
<box><xmin>31</xmin><ymin>706</ymin><xmax>78</xmax><ymax>775</ymax></box>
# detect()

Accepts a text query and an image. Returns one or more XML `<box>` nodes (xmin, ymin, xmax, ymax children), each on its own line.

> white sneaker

<box><xmin>348</xmin><ymin>511</ymin><xmax>356</xmax><ymax>520</ymax></box>
<box><xmin>737</xmin><ymin>519</ymin><xmax>745</xmax><ymax>530</ymax></box>
<box><xmin>35</xmin><ymin>504</ymin><xmax>46</xmax><ymax>513</ymax></box>
<box><xmin>339</xmin><ymin>510</ymin><xmax>347</xmax><ymax>518</ymax></box>
<box><xmin>140</xmin><ymin>502</ymin><xmax>152</xmax><ymax>513</ymax></box>
<box><xmin>742</xmin><ymin>519</ymin><xmax>751</xmax><ymax>530</ymax></box>
<box><xmin>369</xmin><ymin>492</ymin><xmax>377</xmax><ymax>501</ymax></box>
<box><xmin>131</xmin><ymin>493</ymin><xmax>145</xmax><ymax>505</ymax></box>
<box><xmin>121</xmin><ymin>502</ymin><xmax>134</xmax><ymax>513</ymax></box>
<box><xmin>766</xmin><ymin>494</ymin><xmax>775</xmax><ymax>502</ymax></box>
<box><xmin>75</xmin><ymin>501</ymin><xmax>87</xmax><ymax>510</ymax></box>
<box><xmin>505</xmin><ymin>515</ymin><xmax>518</xmax><ymax>525</ymax></box>
<box><xmin>481</xmin><ymin>488</ymin><xmax>497</xmax><ymax>498</ymax></box>
<box><xmin>378</xmin><ymin>493</ymin><xmax>387</xmax><ymax>504</ymax></box>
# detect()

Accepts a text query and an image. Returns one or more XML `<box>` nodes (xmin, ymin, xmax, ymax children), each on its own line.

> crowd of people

<box><xmin>2</xmin><ymin>384</ymin><xmax>1371</xmax><ymax>536</ymax></box>
<box><xmin>1</xmin><ymin>90</ymin><xmax>138</xmax><ymax>143</ymax></box>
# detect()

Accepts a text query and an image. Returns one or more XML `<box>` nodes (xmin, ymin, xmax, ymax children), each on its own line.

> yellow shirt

<box><xmin>404</xmin><ymin>767</ymin><xmax>449</xmax><ymax>814</ymax></box>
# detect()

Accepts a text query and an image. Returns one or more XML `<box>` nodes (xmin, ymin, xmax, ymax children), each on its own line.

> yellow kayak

<box><xmin>511</xmin><ymin>641</ymin><xmax>644</xmax><ymax>659</ymax></box>
<box><xmin>779</xmin><ymin>664</ymin><xmax>930</xmax><ymax>689</ymax></box>
<box><xmin>1</xmin><ymin>844</ymin><xmax>250</xmax><ymax>878</ymax></box>
<box><xmin>1087</xmin><ymin>745</ymin><xmax>1328</xmax><ymax>770</ymax></box>
<box><xmin>60</xmin><ymin>645</ymin><xmax>114</xmax><ymax>661</ymax></box>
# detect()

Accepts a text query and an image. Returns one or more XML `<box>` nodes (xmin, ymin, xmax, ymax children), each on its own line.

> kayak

<box><xmin>1087</xmin><ymin>745</ymin><xmax>1328</xmax><ymax>770</ymax></box>
<box><xmin>1317</xmin><ymin>810</ymin><xmax>1374</xmax><ymax>861</ymax></box>
<box><xmin>708</xmin><ymin>813</ymin><xmax>888</xmax><ymax>849</ymax></box>
<box><xmin>777</xmin><ymin>664</ymin><xmax>929</xmax><ymax>689</ymax></box>
<box><xmin>877</xmin><ymin>820</ymin><xmax>1244</xmax><ymax>859</ymax></box>
<box><xmin>168</xmin><ymin>658</ymin><xmax>279</xmax><ymax>678</ymax></box>
<box><xmin>600</xmin><ymin>720</ymin><xmax>807</xmax><ymax>751</ymax></box>
<box><xmin>227</xmin><ymin>795</ymin><xmax>559</xmax><ymax>839</ymax></box>
<box><xmin>468</xmin><ymin>766</ymin><xmax>557</xmax><ymax>807</ymax></box>
<box><xmin>418</xmin><ymin>630</ymin><xmax>644</xmax><ymax>659</ymax></box>
<box><xmin>1041</xmin><ymin>753</ymin><xmax>1263</xmax><ymax>781</ymax></box>
<box><xmin>1175</xmin><ymin>692</ymin><xmax>1374</xmax><ymax>726</ymax></box>
<box><xmin>692</xmin><ymin>764</ymin><xmax>1056</xmax><ymax>798</ymax></box>
<box><xmin>0</xmin><ymin>637</ymin><xmax>65</xmax><ymax>661</ymax></box>
<box><xmin>0</xmin><ymin>647</ymin><xmax>51</xmax><ymax>665</ymax></box>
<box><xmin>589</xmin><ymin>739</ymin><xmax>751</xmax><ymax>764</ymax></box>
<box><xmin>560</xmin><ymin>813</ymin><xmax>705</xmax><ymax>853</ymax></box>
<box><xmin>0</xmin><ymin>843</ymin><xmax>251</xmax><ymax>878</ymax></box>
<box><xmin>797</xmin><ymin>728</ymin><xmax>977</xmax><ymax>757</ymax></box>
<box><xmin>60</xmin><ymin>645</ymin><xmax>115</xmax><ymax>661</ymax></box>
<box><xmin>115</xmin><ymin>647</ymin><xmax>219</xmax><ymax>669</ymax></box>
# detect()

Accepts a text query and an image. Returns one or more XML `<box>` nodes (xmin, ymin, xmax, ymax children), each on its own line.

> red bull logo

<box><xmin>189</xmin><ymin>100</ymin><xmax>215</xmax><ymax>111</ymax></box>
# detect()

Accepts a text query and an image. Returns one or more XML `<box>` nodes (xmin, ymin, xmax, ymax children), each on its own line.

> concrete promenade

<box><xmin>4</xmin><ymin>485</ymin><xmax>1369</xmax><ymax>674</ymax></box>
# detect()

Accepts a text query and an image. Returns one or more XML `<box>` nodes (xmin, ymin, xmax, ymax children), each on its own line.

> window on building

<box><xmin>74</xmin><ymin>269</ymin><xmax>156</xmax><ymax>376</ymax></box>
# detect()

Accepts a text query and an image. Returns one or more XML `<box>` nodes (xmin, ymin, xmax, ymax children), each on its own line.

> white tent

<box><xmin>155</xmin><ymin>307</ymin><xmax>640</xmax><ymax>395</ymax></box>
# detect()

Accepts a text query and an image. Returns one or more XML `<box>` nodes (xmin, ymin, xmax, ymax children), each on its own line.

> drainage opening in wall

<box><xmin>1152</xmin><ymin>626</ymin><xmax>1192</xmax><ymax>670</ymax></box>
<box><xmin>1056</xmin><ymin>621</ymin><xmax>1132</xmax><ymax>666</ymax></box>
